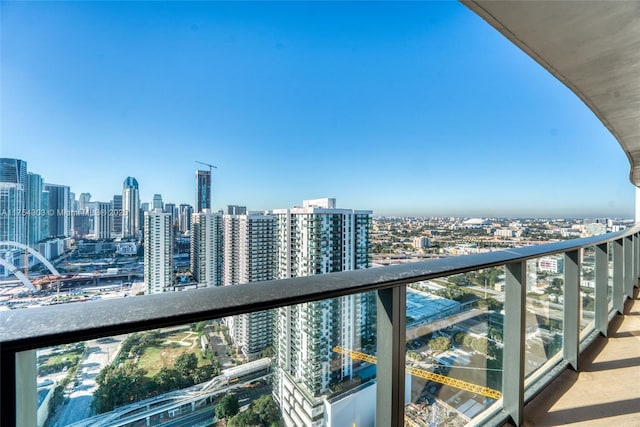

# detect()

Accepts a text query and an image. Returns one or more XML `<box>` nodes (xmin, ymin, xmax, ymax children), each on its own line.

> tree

<box><xmin>153</xmin><ymin>368</ymin><xmax>188</xmax><ymax>393</ymax></box>
<box><xmin>488</xmin><ymin>326</ymin><xmax>503</xmax><ymax>343</ymax></box>
<box><xmin>228</xmin><ymin>409</ymin><xmax>261</xmax><ymax>426</ymax></box>
<box><xmin>93</xmin><ymin>365</ymin><xmax>149</xmax><ymax>413</ymax></box>
<box><xmin>448</xmin><ymin>275</ymin><xmax>465</xmax><ymax>285</ymax></box>
<box><xmin>139</xmin><ymin>331</ymin><xmax>160</xmax><ymax>348</ymax></box>
<box><xmin>462</xmin><ymin>334</ymin><xmax>474</xmax><ymax>349</ymax></box>
<box><xmin>252</xmin><ymin>395</ymin><xmax>281</xmax><ymax>425</ymax></box>
<box><xmin>119</xmin><ymin>333</ymin><xmax>141</xmax><ymax>359</ymax></box>
<box><xmin>428</xmin><ymin>336</ymin><xmax>451</xmax><ymax>353</ymax></box>
<box><xmin>582</xmin><ymin>294</ymin><xmax>595</xmax><ymax>311</ymax></box>
<box><xmin>454</xmin><ymin>332</ymin><xmax>466</xmax><ymax>346</ymax></box>
<box><xmin>192</xmin><ymin>321</ymin><xmax>207</xmax><ymax>333</ymax></box>
<box><xmin>547</xmin><ymin>278</ymin><xmax>564</xmax><ymax>295</ymax></box>
<box><xmin>407</xmin><ymin>351</ymin><xmax>424</xmax><ymax>362</ymax></box>
<box><xmin>216</xmin><ymin>393</ymin><xmax>240</xmax><ymax>420</ymax></box>
<box><xmin>192</xmin><ymin>364</ymin><xmax>219</xmax><ymax>384</ymax></box>
<box><xmin>485</xmin><ymin>297</ymin><xmax>503</xmax><ymax>311</ymax></box>
<box><xmin>261</xmin><ymin>346</ymin><xmax>275</xmax><ymax>358</ymax></box>
<box><xmin>470</xmin><ymin>337</ymin><xmax>488</xmax><ymax>354</ymax></box>
<box><xmin>174</xmin><ymin>352</ymin><xmax>198</xmax><ymax>377</ymax></box>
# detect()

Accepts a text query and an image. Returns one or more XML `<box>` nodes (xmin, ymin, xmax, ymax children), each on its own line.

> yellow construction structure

<box><xmin>333</xmin><ymin>346</ymin><xmax>502</xmax><ymax>400</ymax></box>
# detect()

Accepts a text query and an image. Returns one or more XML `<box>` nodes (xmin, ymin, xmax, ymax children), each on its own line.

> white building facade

<box><xmin>190</xmin><ymin>210</ymin><xmax>223</xmax><ymax>288</ymax></box>
<box><xmin>93</xmin><ymin>202</ymin><xmax>112</xmax><ymax>240</ymax></box>
<box><xmin>413</xmin><ymin>236</ymin><xmax>431</xmax><ymax>249</ymax></box>
<box><xmin>271</xmin><ymin>199</ymin><xmax>372</xmax><ymax>427</ymax></box>
<box><xmin>223</xmin><ymin>213</ymin><xmax>276</xmax><ymax>360</ymax></box>
<box><xmin>144</xmin><ymin>209</ymin><xmax>173</xmax><ymax>294</ymax></box>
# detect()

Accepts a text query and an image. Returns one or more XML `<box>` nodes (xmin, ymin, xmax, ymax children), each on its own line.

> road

<box><xmin>406</xmin><ymin>309</ymin><xmax>486</xmax><ymax>341</ymax></box>
<box><xmin>66</xmin><ymin>374</ymin><xmax>272</xmax><ymax>427</ymax></box>
<box><xmin>45</xmin><ymin>336</ymin><xmax>123</xmax><ymax>427</ymax></box>
<box><xmin>161</xmin><ymin>407</ymin><xmax>216</xmax><ymax>427</ymax></box>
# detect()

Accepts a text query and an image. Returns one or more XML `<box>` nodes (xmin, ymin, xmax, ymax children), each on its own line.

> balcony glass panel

<box><xmin>31</xmin><ymin>294</ymin><xmax>379</xmax><ymax>427</ymax></box>
<box><xmin>405</xmin><ymin>270</ymin><xmax>504</xmax><ymax>425</ymax></box>
<box><xmin>324</xmin><ymin>291</ymin><xmax>378</xmax><ymax>427</ymax></box>
<box><xmin>524</xmin><ymin>257</ymin><xmax>564</xmax><ymax>379</ymax></box>
<box><xmin>36</xmin><ymin>327</ymin><xmax>240</xmax><ymax>427</ymax></box>
<box><xmin>580</xmin><ymin>247</ymin><xmax>596</xmax><ymax>339</ymax></box>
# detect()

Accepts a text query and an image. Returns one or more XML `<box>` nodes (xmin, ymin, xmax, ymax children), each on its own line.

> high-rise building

<box><xmin>73</xmin><ymin>213</ymin><xmax>91</xmax><ymax>238</ymax></box>
<box><xmin>74</xmin><ymin>193</ymin><xmax>92</xmax><ymax>237</ymax></box>
<box><xmin>227</xmin><ymin>205</ymin><xmax>247</xmax><ymax>215</ymax></box>
<box><xmin>152</xmin><ymin>194</ymin><xmax>163</xmax><ymax>211</ymax></box>
<box><xmin>413</xmin><ymin>236</ymin><xmax>431</xmax><ymax>249</ymax></box>
<box><xmin>139</xmin><ymin>202</ymin><xmax>149</xmax><ymax>235</ymax></box>
<box><xmin>179</xmin><ymin>204</ymin><xmax>193</xmax><ymax>234</ymax></box>
<box><xmin>44</xmin><ymin>183</ymin><xmax>71</xmax><ymax>238</ymax></box>
<box><xmin>223</xmin><ymin>212</ymin><xmax>276</xmax><ymax>360</ymax></box>
<box><xmin>94</xmin><ymin>202</ymin><xmax>112</xmax><ymax>240</ymax></box>
<box><xmin>0</xmin><ymin>158</ymin><xmax>27</xmax><ymax>187</ymax></box>
<box><xmin>0</xmin><ymin>158</ymin><xmax>27</xmax><ymax>245</ymax></box>
<box><xmin>122</xmin><ymin>177</ymin><xmax>140</xmax><ymax>238</ymax></box>
<box><xmin>195</xmin><ymin>170</ymin><xmax>211</xmax><ymax>213</ymax></box>
<box><xmin>164</xmin><ymin>203</ymin><xmax>178</xmax><ymax>227</ymax></box>
<box><xmin>41</xmin><ymin>189</ymin><xmax>49</xmax><ymax>239</ymax></box>
<box><xmin>70</xmin><ymin>192</ymin><xmax>77</xmax><ymax>212</ymax></box>
<box><xmin>111</xmin><ymin>195</ymin><xmax>123</xmax><ymax>236</ymax></box>
<box><xmin>78</xmin><ymin>193</ymin><xmax>92</xmax><ymax>214</ymax></box>
<box><xmin>190</xmin><ymin>210</ymin><xmax>223</xmax><ymax>288</ymax></box>
<box><xmin>69</xmin><ymin>192</ymin><xmax>78</xmax><ymax>236</ymax></box>
<box><xmin>144</xmin><ymin>209</ymin><xmax>174</xmax><ymax>294</ymax></box>
<box><xmin>26</xmin><ymin>172</ymin><xmax>44</xmax><ymax>247</ymax></box>
<box><xmin>271</xmin><ymin>198</ymin><xmax>372</xmax><ymax>427</ymax></box>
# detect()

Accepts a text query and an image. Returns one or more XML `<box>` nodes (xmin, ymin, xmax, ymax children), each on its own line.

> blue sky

<box><xmin>1</xmin><ymin>1</ymin><xmax>634</xmax><ymax>217</ymax></box>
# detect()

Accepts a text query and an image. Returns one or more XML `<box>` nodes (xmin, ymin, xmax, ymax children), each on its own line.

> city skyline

<box><xmin>1</xmin><ymin>1</ymin><xmax>635</xmax><ymax>217</ymax></box>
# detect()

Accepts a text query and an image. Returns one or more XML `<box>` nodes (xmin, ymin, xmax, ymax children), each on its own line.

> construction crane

<box><xmin>195</xmin><ymin>160</ymin><xmax>217</xmax><ymax>173</ymax></box>
<box><xmin>333</xmin><ymin>346</ymin><xmax>502</xmax><ymax>400</ymax></box>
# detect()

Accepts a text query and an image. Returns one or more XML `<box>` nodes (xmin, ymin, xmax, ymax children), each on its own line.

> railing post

<box><xmin>632</xmin><ymin>234</ymin><xmax>637</xmax><ymax>291</ymax></box>
<box><xmin>625</xmin><ymin>236</ymin><xmax>633</xmax><ymax>298</ymax></box>
<box><xmin>503</xmin><ymin>261</ymin><xmax>526</xmax><ymax>426</ymax></box>
<box><xmin>0</xmin><ymin>350</ymin><xmax>17</xmax><ymax>427</ymax></box>
<box><xmin>614</xmin><ymin>238</ymin><xmax>624</xmax><ymax>314</ymax></box>
<box><xmin>563</xmin><ymin>250</ymin><xmax>580</xmax><ymax>370</ymax></box>
<box><xmin>0</xmin><ymin>349</ymin><xmax>34</xmax><ymax>427</ymax></box>
<box><xmin>376</xmin><ymin>285</ymin><xmax>406</xmax><ymax>427</ymax></box>
<box><xmin>631</xmin><ymin>233</ymin><xmax>640</xmax><ymax>290</ymax></box>
<box><xmin>595</xmin><ymin>243</ymin><xmax>608</xmax><ymax>337</ymax></box>
<box><xmin>16</xmin><ymin>350</ymin><xmax>37</xmax><ymax>427</ymax></box>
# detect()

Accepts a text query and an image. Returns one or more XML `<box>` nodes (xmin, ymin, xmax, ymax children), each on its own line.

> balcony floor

<box><xmin>512</xmin><ymin>288</ymin><xmax>640</xmax><ymax>426</ymax></box>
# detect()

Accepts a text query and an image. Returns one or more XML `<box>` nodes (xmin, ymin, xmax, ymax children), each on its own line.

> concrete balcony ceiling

<box><xmin>463</xmin><ymin>1</ymin><xmax>640</xmax><ymax>185</ymax></box>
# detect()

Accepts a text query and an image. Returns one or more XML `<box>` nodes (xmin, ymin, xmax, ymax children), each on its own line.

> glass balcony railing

<box><xmin>1</xmin><ymin>228</ymin><xmax>639</xmax><ymax>426</ymax></box>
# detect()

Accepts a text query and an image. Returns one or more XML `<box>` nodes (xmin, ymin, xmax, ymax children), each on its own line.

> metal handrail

<box><xmin>1</xmin><ymin>226</ymin><xmax>635</xmax><ymax>353</ymax></box>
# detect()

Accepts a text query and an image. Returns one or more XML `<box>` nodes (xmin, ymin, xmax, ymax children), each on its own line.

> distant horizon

<box><xmin>371</xmin><ymin>213</ymin><xmax>634</xmax><ymax>220</ymax></box>
<box><xmin>1</xmin><ymin>151</ymin><xmax>635</xmax><ymax>219</ymax></box>
<box><xmin>2</xmin><ymin>1</ymin><xmax>635</xmax><ymax>217</ymax></box>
